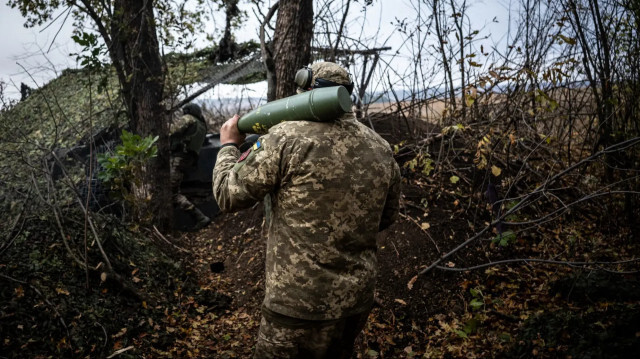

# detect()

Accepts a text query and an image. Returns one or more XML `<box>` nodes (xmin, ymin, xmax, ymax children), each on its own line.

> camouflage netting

<box><xmin>0</xmin><ymin>67</ymin><xmax>126</xmax><ymax>218</ymax></box>
<box><xmin>0</xmin><ymin>45</ymin><xmax>264</xmax><ymax>220</ymax></box>
<box><xmin>0</xmin><ymin>42</ymin><xmax>266</xmax><ymax>359</ymax></box>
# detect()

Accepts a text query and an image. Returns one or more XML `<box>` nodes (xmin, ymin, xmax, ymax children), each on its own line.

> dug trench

<box><xmin>164</xmin><ymin>113</ymin><xmax>640</xmax><ymax>358</ymax></box>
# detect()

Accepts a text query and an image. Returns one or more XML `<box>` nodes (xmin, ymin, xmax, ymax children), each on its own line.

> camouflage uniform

<box><xmin>212</xmin><ymin>62</ymin><xmax>401</xmax><ymax>358</ymax></box>
<box><xmin>170</xmin><ymin>104</ymin><xmax>210</xmax><ymax>228</ymax></box>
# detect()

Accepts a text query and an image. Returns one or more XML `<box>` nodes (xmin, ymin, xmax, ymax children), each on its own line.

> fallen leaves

<box><xmin>14</xmin><ymin>285</ymin><xmax>24</xmax><ymax>298</ymax></box>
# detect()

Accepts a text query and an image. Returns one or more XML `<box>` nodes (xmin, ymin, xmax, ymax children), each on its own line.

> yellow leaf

<box><xmin>14</xmin><ymin>286</ymin><xmax>24</xmax><ymax>298</ymax></box>
<box><xmin>394</xmin><ymin>299</ymin><xmax>407</xmax><ymax>305</ymax></box>
<box><xmin>465</xmin><ymin>95</ymin><xmax>475</xmax><ymax>107</ymax></box>
<box><xmin>56</xmin><ymin>288</ymin><xmax>70</xmax><ymax>296</ymax></box>
<box><xmin>112</xmin><ymin>327</ymin><xmax>127</xmax><ymax>339</ymax></box>
<box><xmin>407</xmin><ymin>275</ymin><xmax>418</xmax><ymax>290</ymax></box>
<box><xmin>492</xmin><ymin>165</ymin><xmax>502</xmax><ymax>177</ymax></box>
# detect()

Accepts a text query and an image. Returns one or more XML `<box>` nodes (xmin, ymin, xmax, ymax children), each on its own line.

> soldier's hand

<box><xmin>220</xmin><ymin>114</ymin><xmax>246</xmax><ymax>146</ymax></box>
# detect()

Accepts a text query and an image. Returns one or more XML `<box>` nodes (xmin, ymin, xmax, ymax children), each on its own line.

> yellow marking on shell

<box><xmin>252</xmin><ymin>123</ymin><xmax>269</xmax><ymax>134</ymax></box>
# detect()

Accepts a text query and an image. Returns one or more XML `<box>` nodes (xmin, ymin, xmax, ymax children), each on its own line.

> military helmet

<box><xmin>182</xmin><ymin>103</ymin><xmax>205</xmax><ymax>122</ymax></box>
<box><xmin>295</xmin><ymin>62</ymin><xmax>354</xmax><ymax>94</ymax></box>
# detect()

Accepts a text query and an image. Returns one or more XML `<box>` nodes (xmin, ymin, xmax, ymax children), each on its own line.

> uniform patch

<box><xmin>237</xmin><ymin>148</ymin><xmax>251</xmax><ymax>162</ymax></box>
<box><xmin>234</xmin><ymin>140</ymin><xmax>264</xmax><ymax>172</ymax></box>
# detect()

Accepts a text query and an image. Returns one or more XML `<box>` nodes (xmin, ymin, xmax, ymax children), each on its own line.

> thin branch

<box><xmin>435</xmin><ymin>257</ymin><xmax>640</xmax><ymax>274</ymax></box>
<box><xmin>330</xmin><ymin>0</ymin><xmax>351</xmax><ymax>62</ymax></box>
<box><xmin>417</xmin><ymin>137</ymin><xmax>640</xmax><ymax>276</ymax></box>
<box><xmin>399</xmin><ymin>213</ymin><xmax>440</xmax><ymax>254</ymax></box>
<box><xmin>0</xmin><ymin>193</ymin><xmax>29</xmax><ymax>257</ymax></box>
<box><xmin>44</xmin><ymin>6</ymin><xmax>73</xmax><ymax>53</ymax></box>
<box><xmin>507</xmin><ymin>190</ymin><xmax>640</xmax><ymax>225</ymax></box>
<box><xmin>150</xmin><ymin>225</ymin><xmax>190</xmax><ymax>253</ymax></box>
<box><xmin>47</xmin><ymin>151</ymin><xmax>113</xmax><ymax>271</ymax></box>
<box><xmin>0</xmin><ymin>273</ymin><xmax>70</xmax><ymax>337</ymax></box>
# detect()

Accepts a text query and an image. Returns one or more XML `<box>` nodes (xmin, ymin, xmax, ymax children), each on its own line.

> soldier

<box><xmin>213</xmin><ymin>62</ymin><xmax>401</xmax><ymax>358</ymax></box>
<box><xmin>170</xmin><ymin>103</ymin><xmax>211</xmax><ymax>230</ymax></box>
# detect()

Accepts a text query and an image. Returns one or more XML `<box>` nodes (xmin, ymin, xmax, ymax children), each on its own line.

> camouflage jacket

<box><xmin>212</xmin><ymin>114</ymin><xmax>401</xmax><ymax>320</ymax></box>
<box><xmin>170</xmin><ymin>114</ymin><xmax>207</xmax><ymax>155</ymax></box>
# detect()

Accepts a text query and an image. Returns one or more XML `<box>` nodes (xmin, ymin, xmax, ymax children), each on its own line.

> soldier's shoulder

<box><xmin>268</xmin><ymin>121</ymin><xmax>312</xmax><ymax>138</ymax></box>
<box><xmin>170</xmin><ymin>114</ymin><xmax>197</xmax><ymax>134</ymax></box>
<box><xmin>352</xmin><ymin>120</ymin><xmax>392</xmax><ymax>148</ymax></box>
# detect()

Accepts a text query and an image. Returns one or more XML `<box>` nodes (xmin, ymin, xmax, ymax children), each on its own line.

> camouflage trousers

<box><xmin>170</xmin><ymin>152</ymin><xmax>197</xmax><ymax>211</ymax></box>
<box><xmin>254</xmin><ymin>306</ymin><xmax>370</xmax><ymax>359</ymax></box>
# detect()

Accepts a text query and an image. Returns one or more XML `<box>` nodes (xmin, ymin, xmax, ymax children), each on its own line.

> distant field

<box><xmin>366</xmin><ymin>100</ymin><xmax>447</xmax><ymax>123</ymax></box>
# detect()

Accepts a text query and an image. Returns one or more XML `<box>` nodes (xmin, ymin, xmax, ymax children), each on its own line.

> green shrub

<box><xmin>97</xmin><ymin>130</ymin><xmax>158</xmax><ymax>222</ymax></box>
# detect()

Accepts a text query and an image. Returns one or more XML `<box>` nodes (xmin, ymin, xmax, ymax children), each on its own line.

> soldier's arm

<box><xmin>212</xmin><ymin>135</ymin><xmax>282</xmax><ymax>212</ymax></box>
<box><xmin>379</xmin><ymin>161</ymin><xmax>401</xmax><ymax>231</ymax></box>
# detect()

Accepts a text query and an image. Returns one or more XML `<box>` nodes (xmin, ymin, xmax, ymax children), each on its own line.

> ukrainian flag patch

<box><xmin>253</xmin><ymin>140</ymin><xmax>262</xmax><ymax>151</ymax></box>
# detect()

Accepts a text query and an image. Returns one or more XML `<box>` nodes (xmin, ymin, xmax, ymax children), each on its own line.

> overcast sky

<box><xmin>0</xmin><ymin>0</ymin><xmax>511</xmax><ymax>101</ymax></box>
<box><xmin>0</xmin><ymin>4</ymin><xmax>80</xmax><ymax>98</ymax></box>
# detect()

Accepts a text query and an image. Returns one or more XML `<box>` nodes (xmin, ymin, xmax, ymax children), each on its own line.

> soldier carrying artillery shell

<box><xmin>213</xmin><ymin>62</ymin><xmax>401</xmax><ymax>359</ymax></box>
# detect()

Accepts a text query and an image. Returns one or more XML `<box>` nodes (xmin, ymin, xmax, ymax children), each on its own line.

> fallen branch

<box><xmin>435</xmin><ymin>257</ymin><xmax>640</xmax><ymax>274</ymax></box>
<box><xmin>150</xmin><ymin>225</ymin><xmax>190</xmax><ymax>253</ymax></box>
<box><xmin>106</xmin><ymin>345</ymin><xmax>134</xmax><ymax>358</ymax></box>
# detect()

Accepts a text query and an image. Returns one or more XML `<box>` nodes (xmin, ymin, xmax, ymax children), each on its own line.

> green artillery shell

<box><xmin>237</xmin><ymin>86</ymin><xmax>352</xmax><ymax>134</ymax></box>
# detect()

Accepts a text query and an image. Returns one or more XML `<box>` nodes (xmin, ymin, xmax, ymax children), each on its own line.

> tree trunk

<box><xmin>217</xmin><ymin>0</ymin><xmax>240</xmax><ymax>62</ymax></box>
<box><xmin>114</xmin><ymin>0</ymin><xmax>172</xmax><ymax>230</ymax></box>
<box><xmin>272</xmin><ymin>0</ymin><xmax>313</xmax><ymax>100</ymax></box>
